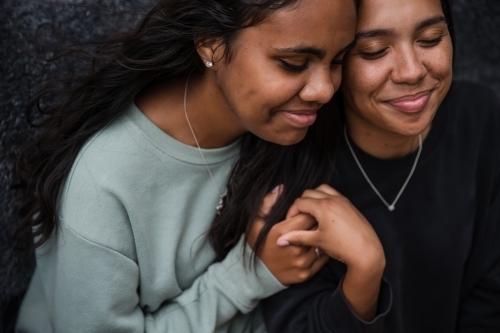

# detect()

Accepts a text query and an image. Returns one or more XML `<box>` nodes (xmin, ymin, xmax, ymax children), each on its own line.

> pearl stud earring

<box><xmin>205</xmin><ymin>60</ymin><xmax>213</xmax><ymax>68</ymax></box>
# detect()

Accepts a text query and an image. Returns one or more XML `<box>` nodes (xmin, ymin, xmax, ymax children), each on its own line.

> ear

<box><xmin>195</xmin><ymin>38</ymin><xmax>225</xmax><ymax>68</ymax></box>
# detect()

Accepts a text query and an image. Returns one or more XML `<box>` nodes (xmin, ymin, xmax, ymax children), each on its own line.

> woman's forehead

<box><xmin>236</xmin><ymin>0</ymin><xmax>356</xmax><ymax>52</ymax></box>
<box><xmin>356</xmin><ymin>0</ymin><xmax>444</xmax><ymax>31</ymax></box>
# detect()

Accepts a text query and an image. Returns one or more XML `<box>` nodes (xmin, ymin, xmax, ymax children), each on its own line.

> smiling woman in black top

<box><xmin>262</xmin><ymin>0</ymin><xmax>500</xmax><ymax>331</ymax></box>
<box><xmin>214</xmin><ymin>0</ymin><xmax>500</xmax><ymax>331</ymax></box>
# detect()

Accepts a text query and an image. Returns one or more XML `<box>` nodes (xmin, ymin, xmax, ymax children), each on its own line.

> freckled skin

<box><xmin>341</xmin><ymin>0</ymin><xmax>453</xmax><ymax>158</ymax></box>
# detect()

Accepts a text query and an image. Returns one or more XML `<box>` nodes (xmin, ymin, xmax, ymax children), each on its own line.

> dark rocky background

<box><xmin>0</xmin><ymin>0</ymin><xmax>499</xmax><ymax>330</ymax></box>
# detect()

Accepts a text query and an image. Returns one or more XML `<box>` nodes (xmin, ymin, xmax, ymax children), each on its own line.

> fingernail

<box><xmin>276</xmin><ymin>239</ymin><xmax>290</xmax><ymax>246</ymax></box>
<box><xmin>272</xmin><ymin>185</ymin><xmax>279</xmax><ymax>193</ymax></box>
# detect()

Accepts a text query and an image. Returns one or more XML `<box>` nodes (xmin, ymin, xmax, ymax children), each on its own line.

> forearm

<box><xmin>342</xmin><ymin>264</ymin><xmax>384</xmax><ymax>321</ymax></box>
<box><xmin>263</xmin><ymin>261</ymin><xmax>391</xmax><ymax>333</ymax></box>
<box><xmin>149</xmin><ymin>236</ymin><xmax>286</xmax><ymax>327</ymax></box>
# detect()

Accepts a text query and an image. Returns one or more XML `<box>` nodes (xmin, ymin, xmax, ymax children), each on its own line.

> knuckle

<box><xmin>319</xmin><ymin>199</ymin><xmax>334</xmax><ymax>211</ymax></box>
<box><xmin>317</xmin><ymin>184</ymin><xmax>331</xmax><ymax>191</ymax></box>
<box><xmin>337</xmin><ymin>195</ymin><xmax>352</xmax><ymax>206</ymax></box>
<box><xmin>298</xmin><ymin>271</ymin><xmax>310</xmax><ymax>282</ymax></box>
<box><xmin>291</xmin><ymin>236</ymin><xmax>303</xmax><ymax>246</ymax></box>
<box><xmin>301</xmin><ymin>189</ymin><xmax>313</xmax><ymax>197</ymax></box>
<box><xmin>294</xmin><ymin>257</ymin><xmax>308</xmax><ymax>268</ymax></box>
<box><xmin>322</xmin><ymin>196</ymin><xmax>349</xmax><ymax>211</ymax></box>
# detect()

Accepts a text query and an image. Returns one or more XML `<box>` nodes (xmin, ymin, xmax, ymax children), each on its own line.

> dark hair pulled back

<box><xmin>15</xmin><ymin>0</ymin><xmax>302</xmax><ymax>249</ymax></box>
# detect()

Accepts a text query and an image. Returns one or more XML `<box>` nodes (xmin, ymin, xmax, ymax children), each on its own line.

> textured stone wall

<box><xmin>1</xmin><ymin>0</ymin><xmax>499</xmax><ymax>311</ymax></box>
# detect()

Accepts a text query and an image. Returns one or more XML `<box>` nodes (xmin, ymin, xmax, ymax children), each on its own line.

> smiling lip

<box><xmin>280</xmin><ymin>109</ymin><xmax>318</xmax><ymax>127</ymax></box>
<box><xmin>386</xmin><ymin>91</ymin><xmax>431</xmax><ymax>113</ymax></box>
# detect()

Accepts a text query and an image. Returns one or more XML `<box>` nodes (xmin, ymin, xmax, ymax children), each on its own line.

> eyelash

<box><xmin>418</xmin><ymin>36</ymin><xmax>443</xmax><ymax>46</ymax></box>
<box><xmin>360</xmin><ymin>48</ymin><xmax>388</xmax><ymax>59</ymax></box>
<box><xmin>280</xmin><ymin>60</ymin><xmax>308</xmax><ymax>73</ymax></box>
<box><xmin>280</xmin><ymin>59</ymin><xmax>344</xmax><ymax>73</ymax></box>
<box><xmin>360</xmin><ymin>36</ymin><xmax>444</xmax><ymax>59</ymax></box>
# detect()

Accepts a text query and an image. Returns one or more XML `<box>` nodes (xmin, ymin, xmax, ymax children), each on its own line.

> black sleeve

<box><xmin>457</xmin><ymin>85</ymin><xmax>500</xmax><ymax>332</ymax></box>
<box><xmin>457</xmin><ymin>259</ymin><xmax>500</xmax><ymax>332</ymax></box>
<box><xmin>262</xmin><ymin>260</ymin><xmax>392</xmax><ymax>333</ymax></box>
<box><xmin>457</xmin><ymin>179</ymin><xmax>500</xmax><ymax>332</ymax></box>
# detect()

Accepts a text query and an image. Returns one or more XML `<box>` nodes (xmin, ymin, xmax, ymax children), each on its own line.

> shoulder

<box><xmin>68</xmin><ymin>104</ymin><xmax>178</xmax><ymax>192</ymax></box>
<box><xmin>78</xmin><ymin>108</ymin><xmax>159</xmax><ymax>176</ymax></box>
<box><xmin>446</xmin><ymin>81</ymin><xmax>500</xmax><ymax>116</ymax></box>
<box><xmin>57</xmin><ymin>106</ymin><xmax>170</xmax><ymax>259</ymax></box>
<box><xmin>443</xmin><ymin>82</ymin><xmax>500</xmax><ymax>178</ymax></box>
<box><xmin>443</xmin><ymin>81</ymin><xmax>500</xmax><ymax>132</ymax></box>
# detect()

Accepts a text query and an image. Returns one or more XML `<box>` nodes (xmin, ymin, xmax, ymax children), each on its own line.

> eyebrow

<box><xmin>355</xmin><ymin>29</ymin><xmax>395</xmax><ymax>40</ymax></box>
<box><xmin>273</xmin><ymin>39</ymin><xmax>356</xmax><ymax>59</ymax></box>
<box><xmin>416</xmin><ymin>16</ymin><xmax>447</xmax><ymax>30</ymax></box>
<box><xmin>355</xmin><ymin>15</ymin><xmax>448</xmax><ymax>40</ymax></box>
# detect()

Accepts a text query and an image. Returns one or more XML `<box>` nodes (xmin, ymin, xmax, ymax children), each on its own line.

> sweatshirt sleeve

<box><xmin>262</xmin><ymin>260</ymin><xmax>392</xmax><ymax>333</ymax></box>
<box><xmin>145</xmin><ymin>235</ymin><xmax>286</xmax><ymax>332</ymax></box>
<box><xmin>17</xmin><ymin>161</ymin><xmax>285</xmax><ymax>333</ymax></box>
<box><xmin>18</xmin><ymin>213</ymin><xmax>284</xmax><ymax>333</ymax></box>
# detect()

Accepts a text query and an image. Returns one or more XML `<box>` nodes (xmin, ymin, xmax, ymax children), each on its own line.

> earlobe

<box><xmin>195</xmin><ymin>38</ymin><xmax>224</xmax><ymax>69</ymax></box>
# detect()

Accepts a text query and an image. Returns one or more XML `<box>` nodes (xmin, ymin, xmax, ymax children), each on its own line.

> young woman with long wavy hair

<box><xmin>14</xmin><ymin>0</ymin><xmax>363</xmax><ymax>331</ymax></box>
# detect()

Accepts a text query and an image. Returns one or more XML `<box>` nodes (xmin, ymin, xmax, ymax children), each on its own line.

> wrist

<box><xmin>346</xmin><ymin>251</ymin><xmax>386</xmax><ymax>281</ymax></box>
<box><xmin>341</xmin><ymin>257</ymin><xmax>385</xmax><ymax>322</ymax></box>
<box><xmin>347</xmin><ymin>243</ymin><xmax>385</xmax><ymax>273</ymax></box>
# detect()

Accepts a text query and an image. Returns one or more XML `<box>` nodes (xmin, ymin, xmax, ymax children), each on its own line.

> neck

<box><xmin>184</xmin><ymin>73</ymin><xmax>246</xmax><ymax>148</ymax></box>
<box><xmin>345</xmin><ymin>113</ymin><xmax>430</xmax><ymax>160</ymax></box>
<box><xmin>135</xmin><ymin>72</ymin><xmax>245</xmax><ymax>149</ymax></box>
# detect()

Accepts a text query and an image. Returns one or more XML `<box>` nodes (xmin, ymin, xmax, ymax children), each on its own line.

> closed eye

<box><xmin>280</xmin><ymin>60</ymin><xmax>308</xmax><ymax>73</ymax></box>
<box><xmin>418</xmin><ymin>36</ymin><xmax>443</xmax><ymax>46</ymax></box>
<box><xmin>359</xmin><ymin>47</ymin><xmax>388</xmax><ymax>59</ymax></box>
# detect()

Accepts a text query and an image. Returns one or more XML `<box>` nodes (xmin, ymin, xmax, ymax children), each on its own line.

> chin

<box><xmin>394</xmin><ymin>109</ymin><xmax>437</xmax><ymax>137</ymax></box>
<box><xmin>393</xmin><ymin>120</ymin><xmax>432</xmax><ymax>137</ymax></box>
<box><xmin>266</xmin><ymin>129</ymin><xmax>308</xmax><ymax>146</ymax></box>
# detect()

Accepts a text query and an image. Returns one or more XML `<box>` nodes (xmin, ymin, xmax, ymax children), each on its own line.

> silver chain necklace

<box><xmin>183</xmin><ymin>74</ymin><xmax>227</xmax><ymax>213</ymax></box>
<box><xmin>344</xmin><ymin>126</ymin><xmax>422</xmax><ymax>212</ymax></box>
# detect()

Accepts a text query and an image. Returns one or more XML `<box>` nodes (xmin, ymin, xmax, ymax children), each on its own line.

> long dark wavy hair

<box><xmin>210</xmin><ymin>0</ymin><xmax>455</xmax><ymax>261</ymax></box>
<box><xmin>209</xmin><ymin>99</ymin><xmax>342</xmax><ymax>261</ymax></box>
<box><xmin>15</xmin><ymin>0</ymin><xmax>322</xmax><ymax>249</ymax></box>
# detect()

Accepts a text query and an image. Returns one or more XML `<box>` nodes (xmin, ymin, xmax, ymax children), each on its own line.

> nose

<box><xmin>391</xmin><ymin>45</ymin><xmax>427</xmax><ymax>84</ymax></box>
<box><xmin>298</xmin><ymin>68</ymin><xmax>337</xmax><ymax>104</ymax></box>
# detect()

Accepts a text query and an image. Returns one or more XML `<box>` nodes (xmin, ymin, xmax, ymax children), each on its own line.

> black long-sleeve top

<box><xmin>262</xmin><ymin>81</ymin><xmax>500</xmax><ymax>333</ymax></box>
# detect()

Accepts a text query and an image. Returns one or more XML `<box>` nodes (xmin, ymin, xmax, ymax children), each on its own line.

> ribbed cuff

<box><xmin>327</xmin><ymin>276</ymin><xmax>392</xmax><ymax>333</ymax></box>
<box><xmin>215</xmin><ymin>235</ymin><xmax>287</xmax><ymax>313</ymax></box>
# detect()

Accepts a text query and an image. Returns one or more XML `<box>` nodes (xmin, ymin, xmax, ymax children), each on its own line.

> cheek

<box><xmin>221</xmin><ymin>57</ymin><xmax>299</xmax><ymax>112</ymax></box>
<box><xmin>343</xmin><ymin>61</ymin><xmax>388</xmax><ymax>100</ymax></box>
<box><xmin>424</xmin><ymin>40</ymin><xmax>453</xmax><ymax>79</ymax></box>
<box><xmin>331</xmin><ymin>67</ymin><xmax>344</xmax><ymax>93</ymax></box>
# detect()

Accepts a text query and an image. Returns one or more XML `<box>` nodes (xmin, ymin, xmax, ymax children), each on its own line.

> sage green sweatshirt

<box><xmin>16</xmin><ymin>103</ymin><xmax>286</xmax><ymax>332</ymax></box>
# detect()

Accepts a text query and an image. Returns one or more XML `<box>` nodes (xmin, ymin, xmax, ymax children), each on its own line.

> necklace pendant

<box><xmin>216</xmin><ymin>188</ymin><xmax>228</xmax><ymax>215</ymax></box>
<box><xmin>344</xmin><ymin>126</ymin><xmax>422</xmax><ymax>215</ymax></box>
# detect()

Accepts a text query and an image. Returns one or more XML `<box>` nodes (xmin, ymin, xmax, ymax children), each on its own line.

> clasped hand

<box><xmin>247</xmin><ymin>184</ymin><xmax>386</xmax><ymax>321</ymax></box>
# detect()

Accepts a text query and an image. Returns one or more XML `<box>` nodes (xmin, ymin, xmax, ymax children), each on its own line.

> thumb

<box><xmin>259</xmin><ymin>184</ymin><xmax>284</xmax><ymax>217</ymax></box>
<box><xmin>276</xmin><ymin>229</ymin><xmax>318</xmax><ymax>247</ymax></box>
